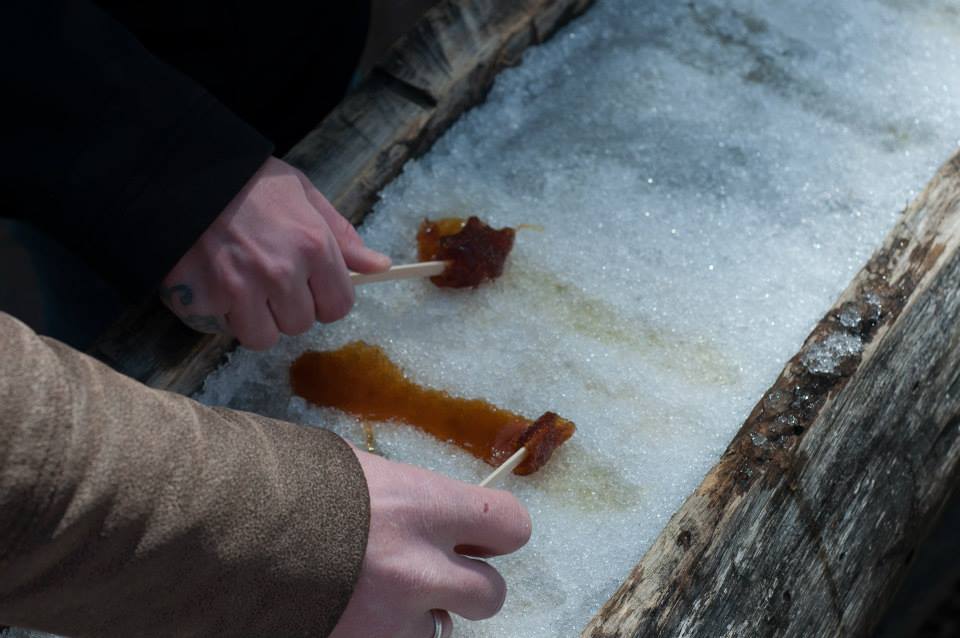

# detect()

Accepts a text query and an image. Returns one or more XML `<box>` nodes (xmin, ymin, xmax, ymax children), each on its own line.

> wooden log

<box><xmin>581</xmin><ymin>151</ymin><xmax>960</xmax><ymax>637</ymax></box>
<box><xmin>88</xmin><ymin>0</ymin><xmax>596</xmax><ymax>393</ymax></box>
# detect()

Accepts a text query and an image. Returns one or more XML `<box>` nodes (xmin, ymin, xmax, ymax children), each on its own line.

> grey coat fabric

<box><xmin>0</xmin><ymin>312</ymin><xmax>369</xmax><ymax>637</ymax></box>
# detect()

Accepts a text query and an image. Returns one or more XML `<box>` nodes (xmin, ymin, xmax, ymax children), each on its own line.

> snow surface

<box><xmin>192</xmin><ymin>0</ymin><xmax>960</xmax><ymax>636</ymax></box>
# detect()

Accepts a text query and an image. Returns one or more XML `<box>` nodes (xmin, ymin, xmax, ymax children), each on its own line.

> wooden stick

<box><xmin>478</xmin><ymin>447</ymin><xmax>528</xmax><ymax>488</ymax></box>
<box><xmin>349</xmin><ymin>261</ymin><xmax>448</xmax><ymax>285</ymax></box>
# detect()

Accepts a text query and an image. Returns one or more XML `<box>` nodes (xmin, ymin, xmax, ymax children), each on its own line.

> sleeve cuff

<box><xmin>86</xmin><ymin>96</ymin><xmax>274</xmax><ymax>298</ymax></box>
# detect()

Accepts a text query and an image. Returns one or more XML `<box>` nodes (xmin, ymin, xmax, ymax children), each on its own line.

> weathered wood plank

<box><xmin>90</xmin><ymin>297</ymin><xmax>234</xmax><ymax>396</ymax></box>
<box><xmin>284</xmin><ymin>74</ymin><xmax>430</xmax><ymax>225</ymax></box>
<box><xmin>88</xmin><ymin>0</ymin><xmax>596</xmax><ymax>392</ymax></box>
<box><xmin>581</xmin><ymin>151</ymin><xmax>960</xmax><ymax>637</ymax></box>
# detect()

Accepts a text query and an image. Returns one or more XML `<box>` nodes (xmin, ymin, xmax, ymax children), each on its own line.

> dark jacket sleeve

<box><xmin>2</xmin><ymin>0</ymin><xmax>274</xmax><ymax>299</ymax></box>
<box><xmin>0</xmin><ymin>311</ymin><xmax>370</xmax><ymax>637</ymax></box>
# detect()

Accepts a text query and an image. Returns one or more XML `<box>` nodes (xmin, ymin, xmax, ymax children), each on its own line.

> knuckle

<box><xmin>298</xmin><ymin>228</ymin><xmax>321</xmax><ymax>248</ymax></box>
<box><xmin>331</xmin><ymin>214</ymin><xmax>356</xmax><ymax>238</ymax></box>
<box><xmin>238</xmin><ymin>328</ymin><xmax>279</xmax><ymax>352</ymax></box>
<box><xmin>490</xmin><ymin>493</ymin><xmax>533</xmax><ymax>548</ymax></box>
<box><xmin>314</xmin><ymin>302</ymin><xmax>341</xmax><ymax>324</ymax></box>
<box><xmin>323</xmin><ymin>225</ymin><xmax>345</xmax><ymax>253</ymax></box>
<box><xmin>264</xmin><ymin>261</ymin><xmax>297</xmax><ymax>286</ymax></box>
<box><xmin>277</xmin><ymin>309</ymin><xmax>314</xmax><ymax>336</ymax></box>
<box><xmin>417</xmin><ymin>563</ymin><xmax>445</xmax><ymax>593</ymax></box>
<box><xmin>463</xmin><ymin>566</ymin><xmax>507</xmax><ymax>620</ymax></box>
<box><xmin>315</xmin><ymin>287</ymin><xmax>354</xmax><ymax>324</ymax></box>
<box><xmin>221</xmin><ymin>273</ymin><xmax>247</xmax><ymax>300</ymax></box>
<box><xmin>341</xmin><ymin>283</ymin><xmax>356</xmax><ymax>309</ymax></box>
<box><xmin>389</xmin><ymin>556</ymin><xmax>434</xmax><ymax>598</ymax></box>
<box><xmin>304</xmin><ymin>231</ymin><xmax>338</xmax><ymax>263</ymax></box>
<box><xmin>288</xmin><ymin>316</ymin><xmax>315</xmax><ymax>336</ymax></box>
<box><xmin>306</xmin><ymin>233</ymin><xmax>333</xmax><ymax>258</ymax></box>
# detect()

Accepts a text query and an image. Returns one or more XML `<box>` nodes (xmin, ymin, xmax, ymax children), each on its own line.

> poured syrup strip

<box><xmin>290</xmin><ymin>341</ymin><xmax>575</xmax><ymax>476</ymax></box>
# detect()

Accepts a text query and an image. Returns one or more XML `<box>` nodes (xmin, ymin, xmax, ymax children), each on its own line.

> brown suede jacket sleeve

<box><xmin>0</xmin><ymin>312</ymin><xmax>369</xmax><ymax>637</ymax></box>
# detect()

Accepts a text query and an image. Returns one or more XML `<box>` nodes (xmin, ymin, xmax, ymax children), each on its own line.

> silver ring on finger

<box><xmin>431</xmin><ymin>609</ymin><xmax>444</xmax><ymax>638</ymax></box>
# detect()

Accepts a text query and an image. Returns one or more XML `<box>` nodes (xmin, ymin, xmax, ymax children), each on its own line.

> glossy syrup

<box><xmin>290</xmin><ymin>341</ymin><xmax>575</xmax><ymax>475</ymax></box>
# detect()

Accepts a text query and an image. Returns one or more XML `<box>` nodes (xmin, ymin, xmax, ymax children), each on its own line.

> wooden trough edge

<box><xmin>582</xmin><ymin>151</ymin><xmax>960</xmax><ymax>637</ymax></box>
<box><xmin>88</xmin><ymin>0</ymin><xmax>596</xmax><ymax>393</ymax></box>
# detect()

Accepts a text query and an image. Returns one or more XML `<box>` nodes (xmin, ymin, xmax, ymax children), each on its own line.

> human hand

<box><xmin>160</xmin><ymin>157</ymin><xmax>390</xmax><ymax>350</ymax></box>
<box><xmin>331</xmin><ymin>449</ymin><xmax>532</xmax><ymax>638</ymax></box>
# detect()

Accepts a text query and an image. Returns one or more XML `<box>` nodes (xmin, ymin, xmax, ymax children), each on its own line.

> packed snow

<box><xmin>191</xmin><ymin>0</ymin><xmax>960</xmax><ymax>636</ymax></box>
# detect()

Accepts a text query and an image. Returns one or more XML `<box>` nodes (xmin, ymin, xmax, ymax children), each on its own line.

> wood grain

<box><xmin>581</xmin><ymin>152</ymin><xmax>960</xmax><ymax>637</ymax></box>
<box><xmin>88</xmin><ymin>0</ymin><xmax>596</xmax><ymax>393</ymax></box>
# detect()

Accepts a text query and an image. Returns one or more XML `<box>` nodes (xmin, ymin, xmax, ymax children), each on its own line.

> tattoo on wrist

<box><xmin>160</xmin><ymin>283</ymin><xmax>225</xmax><ymax>334</ymax></box>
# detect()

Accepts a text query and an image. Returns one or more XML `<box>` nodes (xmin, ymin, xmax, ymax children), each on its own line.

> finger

<box><xmin>433</xmin><ymin>484</ymin><xmax>532</xmax><ymax>557</ymax></box>
<box><xmin>337</xmin><ymin>226</ymin><xmax>392</xmax><ymax>274</ymax></box>
<box><xmin>306</xmin><ymin>231</ymin><xmax>356</xmax><ymax>323</ymax></box>
<box><xmin>430</xmin><ymin>554</ymin><xmax>507</xmax><ymax>621</ymax></box>
<box><xmin>225</xmin><ymin>299</ymin><xmax>280</xmax><ymax>351</ymax></box>
<box><xmin>266</xmin><ymin>280</ymin><xmax>316</xmax><ymax>336</ymax></box>
<box><xmin>307</xmin><ymin>272</ymin><xmax>355</xmax><ymax>324</ymax></box>
<box><xmin>299</xmin><ymin>176</ymin><xmax>391</xmax><ymax>274</ymax></box>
